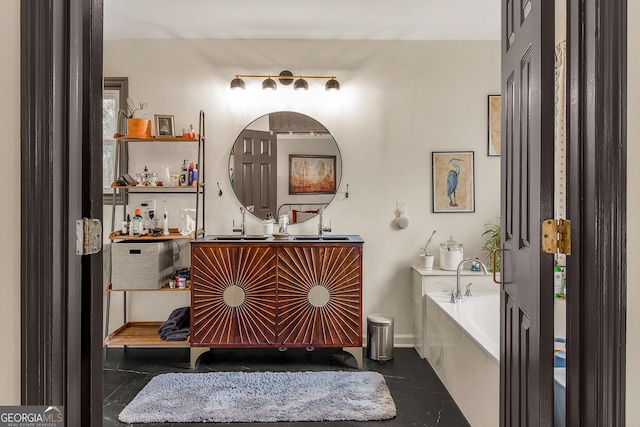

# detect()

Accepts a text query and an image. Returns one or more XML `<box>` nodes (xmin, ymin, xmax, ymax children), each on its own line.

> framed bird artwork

<box><xmin>432</xmin><ymin>151</ymin><xmax>475</xmax><ymax>213</ymax></box>
<box><xmin>488</xmin><ymin>95</ymin><xmax>502</xmax><ymax>156</ymax></box>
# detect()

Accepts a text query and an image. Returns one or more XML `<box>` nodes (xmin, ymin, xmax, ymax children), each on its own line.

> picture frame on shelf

<box><xmin>432</xmin><ymin>151</ymin><xmax>475</xmax><ymax>213</ymax></box>
<box><xmin>289</xmin><ymin>154</ymin><xmax>336</xmax><ymax>195</ymax></box>
<box><xmin>488</xmin><ymin>94</ymin><xmax>501</xmax><ymax>156</ymax></box>
<box><xmin>154</xmin><ymin>114</ymin><xmax>175</xmax><ymax>137</ymax></box>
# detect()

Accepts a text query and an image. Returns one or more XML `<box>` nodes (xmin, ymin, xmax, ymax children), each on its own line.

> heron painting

<box><xmin>432</xmin><ymin>151</ymin><xmax>475</xmax><ymax>212</ymax></box>
<box><xmin>447</xmin><ymin>157</ymin><xmax>462</xmax><ymax>207</ymax></box>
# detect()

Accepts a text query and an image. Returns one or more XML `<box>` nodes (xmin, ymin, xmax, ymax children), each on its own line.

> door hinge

<box><xmin>76</xmin><ymin>218</ymin><xmax>102</xmax><ymax>255</ymax></box>
<box><xmin>542</xmin><ymin>219</ymin><xmax>571</xmax><ymax>255</ymax></box>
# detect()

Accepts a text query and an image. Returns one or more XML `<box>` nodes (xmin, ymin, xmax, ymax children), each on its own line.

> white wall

<box><xmin>627</xmin><ymin>1</ymin><xmax>639</xmax><ymax>422</ymax></box>
<box><xmin>0</xmin><ymin>0</ymin><xmax>20</xmax><ymax>405</ymax></box>
<box><xmin>104</xmin><ymin>39</ymin><xmax>502</xmax><ymax>344</ymax></box>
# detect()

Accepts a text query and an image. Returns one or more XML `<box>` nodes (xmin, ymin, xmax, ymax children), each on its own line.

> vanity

<box><xmin>189</xmin><ymin>235</ymin><xmax>364</xmax><ymax>367</ymax></box>
<box><xmin>187</xmin><ymin>111</ymin><xmax>363</xmax><ymax>367</ymax></box>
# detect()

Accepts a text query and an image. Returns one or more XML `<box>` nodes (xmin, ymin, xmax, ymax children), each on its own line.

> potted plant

<box><xmin>482</xmin><ymin>222</ymin><xmax>501</xmax><ymax>272</ymax></box>
<box><xmin>419</xmin><ymin>230</ymin><xmax>437</xmax><ymax>270</ymax></box>
<box><xmin>123</xmin><ymin>98</ymin><xmax>149</xmax><ymax>137</ymax></box>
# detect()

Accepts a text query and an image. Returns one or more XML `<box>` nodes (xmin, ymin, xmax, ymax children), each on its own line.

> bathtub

<box><xmin>427</xmin><ymin>291</ymin><xmax>500</xmax><ymax>362</ymax></box>
<box><xmin>424</xmin><ymin>291</ymin><xmax>500</xmax><ymax>427</ymax></box>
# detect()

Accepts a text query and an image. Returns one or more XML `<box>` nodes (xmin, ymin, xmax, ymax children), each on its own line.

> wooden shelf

<box><xmin>106</xmin><ymin>282</ymin><xmax>191</xmax><ymax>292</ymax></box>
<box><xmin>110</xmin><ymin>183</ymin><xmax>203</xmax><ymax>190</ymax></box>
<box><xmin>109</xmin><ymin>228</ymin><xmax>202</xmax><ymax>241</ymax></box>
<box><xmin>104</xmin><ymin>322</ymin><xmax>190</xmax><ymax>346</ymax></box>
<box><xmin>113</xmin><ymin>133</ymin><xmax>199</xmax><ymax>142</ymax></box>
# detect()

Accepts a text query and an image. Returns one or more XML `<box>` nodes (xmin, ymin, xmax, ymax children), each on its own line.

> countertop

<box><xmin>192</xmin><ymin>234</ymin><xmax>365</xmax><ymax>244</ymax></box>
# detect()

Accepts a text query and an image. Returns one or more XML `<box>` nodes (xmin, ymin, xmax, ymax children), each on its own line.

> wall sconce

<box><xmin>230</xmin><ymin>70</ymin><xmax>340</xmax><ymax>91</ymax></box>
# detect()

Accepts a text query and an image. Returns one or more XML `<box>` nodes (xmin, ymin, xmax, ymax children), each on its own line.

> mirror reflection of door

<box><xmin>230</xmin><ymin>111</ymin><xmax>342</xmax><ymax>223</ymax></box>
<box><xmin>232</xmin><ymin>129</ymin><xmax>277</xmax><ymax>219</ymax></box>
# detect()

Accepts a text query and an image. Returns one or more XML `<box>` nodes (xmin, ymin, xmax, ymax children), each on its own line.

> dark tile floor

<box><xmin>103</xmin><ymin>347</ymin><xmax>470</xmax><ymax>427</ymax></box>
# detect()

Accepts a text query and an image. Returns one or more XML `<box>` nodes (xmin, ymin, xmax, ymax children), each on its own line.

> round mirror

<box><xmin>229</xmin><ymin>111</ymin><xmax>342</xmax><ymax>223</ymax></box>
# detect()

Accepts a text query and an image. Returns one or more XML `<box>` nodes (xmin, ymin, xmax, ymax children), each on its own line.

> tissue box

<box><xmin>112</xmin><ymin>241</ymin><xmax>173</xmax><ymax>290</ymax></box>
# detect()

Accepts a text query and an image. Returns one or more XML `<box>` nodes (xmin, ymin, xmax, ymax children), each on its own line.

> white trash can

<box><xmin>366</xmin><ymin>313</ymin><xmax>394</xmax><ymax>362</ymax></box>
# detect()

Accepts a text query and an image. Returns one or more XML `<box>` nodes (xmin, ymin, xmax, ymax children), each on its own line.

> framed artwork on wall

<box><xmin>432</xmin><ymin>151</ymin><xmax>475</xmax><ymax>213</ymax></box>
<box><xmin>154</xmin><ymin>114</ymin><xmax>175</xmax><ymax>137</ymax></box>
<box><xmin>488</xmin><ymin>94</ymin><xmax>501</xmax><ymax>156</ymax></box>
<box><xmin>289</xmin><ymin>154</ymin><xmax>336</xmax><ymax>195</ymax></box>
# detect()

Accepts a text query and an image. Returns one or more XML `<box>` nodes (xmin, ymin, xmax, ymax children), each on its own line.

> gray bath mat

<box><xmin>118</xmin><ymin>370</ymin><xmax>396</xmax><ymax>423</ymax></box>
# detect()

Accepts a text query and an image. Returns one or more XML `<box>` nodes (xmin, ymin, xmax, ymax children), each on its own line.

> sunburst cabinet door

<box><xmin>277</xmin><ymin>245</ymin><xmax>362</xmax><ymax>346</ymax></box>
<box><xmin>191</xmin><ymin>245</ymin><xmax>277</xmax><ymax>346</ymax></box>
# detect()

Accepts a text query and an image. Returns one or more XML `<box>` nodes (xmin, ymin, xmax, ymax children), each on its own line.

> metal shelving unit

<box><xmin>104</xmin><ymin>111</ymin><xmax>205</xmax><ymax>348</ymax></box>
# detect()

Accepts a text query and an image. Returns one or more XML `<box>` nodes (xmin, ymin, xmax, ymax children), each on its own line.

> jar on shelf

<box><xmin>439</xmin><ymin>235</ymin><xmax>464</xmax><ymax>270</ymax></box>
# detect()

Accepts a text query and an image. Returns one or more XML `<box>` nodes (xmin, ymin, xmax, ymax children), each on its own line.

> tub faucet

<box><xmin>465</xmin><ymin>283</ymin><xmax>473</xmax><ymax>297</ymax></box>
<box><xmin>455</xmin><ymin>258</ymin><xmax>488</xmax><ymax>300</ymax></box>
<box><xmin>317</xmin><ymin>208</ymin><xmax>332</xmax><ymax>237</ymax></box>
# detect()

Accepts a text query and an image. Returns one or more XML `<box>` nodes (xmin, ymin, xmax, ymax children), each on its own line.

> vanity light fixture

<box><xmin>294</xmin><ymin>76</ymin><xmax>309</xmax><ymax>91</ymax></box>
<box><xmin>262</xmin><ymin>76</ymin><xmax>277</xmax><ymax>90</ymax></box>
<box><xmin>325</xmin><ymin>77</ymin><xmax>340</xmax><ymax>91</ymax></box>
<box><xmin>230</xmin><ymin>70</ymin><xmax>340</xmax><ymax>91</ymax></box>
<box><xmin>230</xmin><ymin>76</ymin><xmax>245</xmax><ymax>90</ymax></box>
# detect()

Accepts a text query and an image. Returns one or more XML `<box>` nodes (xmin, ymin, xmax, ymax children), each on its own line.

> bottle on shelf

<box><xmin>190</xmin><ymin>162</ymin><xmax>198</xmax><ymax>187</ymax></box>
<box><xmin>180</xmin><ymin>160</ymin><xmax>189</xmax><ymax>186</ymax></box>
<box><xmin>554</xmin><ymin>262</ymin><xmax>563</xmax><ymax>298</ymax></box>
<box><xmin>163</xmin><ymin>200</ymin><xmax>170</xmax><ymax>236</ymax></box>
<box><xmin>132</xmin><ymin>208</ymin><xmax>143</xmax><ymax>237</ymax></box>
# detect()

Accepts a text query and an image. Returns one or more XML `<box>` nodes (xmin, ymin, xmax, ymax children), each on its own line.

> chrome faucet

<box><xmin>317</xmin><ymin>208</ymin><xmax>332</xmax><ymax>237</ymax></box>
<box><xmin>455</xmin><ymin>258</ymin><xmax>488</xmax><ymax>300</ymax></box>
<box><xmin>232</xmin><ymin>206</ymin><xmax>254</xmax><ymax>237</ymax></box>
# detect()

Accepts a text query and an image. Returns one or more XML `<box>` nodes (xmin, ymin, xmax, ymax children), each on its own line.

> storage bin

<box><xmin>366</xmin><ymin>313</ymin><xmax>394</xmax><ymax>362</ymax></box>
<box><xmin>112</xmin><ymin>241</ymin><xmax>174</xmax><ymax>290</ymax></box>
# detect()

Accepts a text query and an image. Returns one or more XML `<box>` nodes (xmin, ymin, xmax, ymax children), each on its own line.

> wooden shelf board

<box><xmin>110</xmin><ymin>183</ymin><xmax>203</xmax><ymax>190</ymax></box>
<box><xmin>106</xmin><ymin>282</ymin><xmax>191</xmax><ymax>292</ymax></box>
<box><xmin>104</xmin><ymin>322</ymin><xmax>190</xmax><ymax>346</ymax></box>
<box><xmin>109</xmin><ymin>228</ymin><xmax>201</xmax><ymax>241</ymax></box>
<box><xmin>113</xmin><ymin>134</ymin><xmax>199</xmax><ymax>142</ymax></box>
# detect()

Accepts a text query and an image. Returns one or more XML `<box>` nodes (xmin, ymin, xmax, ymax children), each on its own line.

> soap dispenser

<box><xmin>262</xmin><ymin>213</ymin><xmax>275</xmax><ymax>236</ymax></box>
<box><xmin>278</xmin><ymin>214</ymin><xmax>289</xmax><ymax>234</ymax></box>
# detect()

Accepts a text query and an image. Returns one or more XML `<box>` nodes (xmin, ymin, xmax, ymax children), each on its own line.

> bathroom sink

<box><xmin>207</xmin><ymin>235</ymin><xmax>269</xmax><ymax>241</ymax></box>
<box><xmin>293</xmin><ymin>235</ymin><xmax>350</xmax><ymax>241</ymax></box>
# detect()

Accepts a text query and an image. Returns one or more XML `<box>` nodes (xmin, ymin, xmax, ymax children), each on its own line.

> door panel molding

<box><xmin>566</xmin><ymin>0</ymin><xmax>627</xmax><ymax>425</ymax></box>
<box><xmin>500</xmin><ymin>0</ymin><xmax>555</xmax><ymax>425</ymax></box>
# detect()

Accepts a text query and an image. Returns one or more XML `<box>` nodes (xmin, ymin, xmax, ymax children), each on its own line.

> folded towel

<box><xmin>158</xmin><ymin>307</ymin><xmax>190</xmax><ymax>340</ymax></box>
<box><xmin>162</xmin><ymin>327</ymin><xmax>190</xmax><ymax>342</ymax></box>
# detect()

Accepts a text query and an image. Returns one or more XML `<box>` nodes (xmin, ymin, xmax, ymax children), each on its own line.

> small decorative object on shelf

<box><xmin>419</xmin><ymin>230</ymin><xmax>436</xmax><ymax>270</ymax></box>
<box><xmin>123</xmin><ymin>98</ymin><xmax>150</xmax><ymax>137</ymax></box>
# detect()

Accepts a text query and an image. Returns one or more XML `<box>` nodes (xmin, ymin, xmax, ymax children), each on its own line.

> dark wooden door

<box><xmin>21</xmin><ymin>1</ymin><xmax>104</xmax><ymax>425</ymax></box>
<box><xmin>500</xmin><ymin>0</ymin><xmax>555</xmax><ymax>425</ymax></box>
<box><xmin>233</xmin><ymin>129</ymin><xmax>277</xmax><ymax>219</ymax></box>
